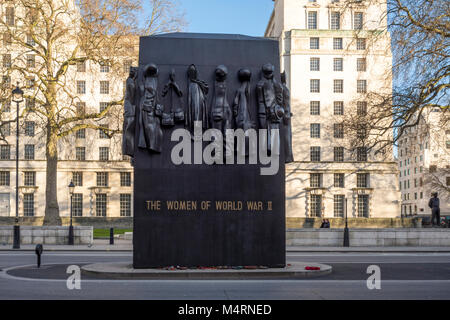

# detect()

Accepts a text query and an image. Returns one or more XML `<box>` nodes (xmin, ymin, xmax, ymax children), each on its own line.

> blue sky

<box><xmin>181</xmin><ymin>0</ymin><xmax>274</xmax><ymax>37</ymax></box>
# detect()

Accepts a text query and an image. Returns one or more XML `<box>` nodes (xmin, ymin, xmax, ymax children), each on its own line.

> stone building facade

<box><xmin>0</xmin><ymin>0</ymin><xmax>138</xmax><ymax>219</ymax></box>
<box><xmin>398</xmin><ymin>107</ymin><xmax>450</xmax><ymax>217</ymax></box>
<box><xmin>265</xmin><ymin>0</ymin><xmax>401</xmax><ymax>218</ymax></box>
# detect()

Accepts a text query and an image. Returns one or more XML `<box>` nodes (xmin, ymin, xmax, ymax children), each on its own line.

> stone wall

<box><xmin>0</xmin><ymin>226</ymin><xmax>93</xmax><ymax>245</ymax></box>
<box><xmin>0</xmin><ymin>217</ymin><xmax>133</xmax><ymax>229</ymax></box>
<box><xmin>287</xmin><ymin>228</ymin><xmax>450</xmax><ymax>246</ymax></box>
<box><xmin>286</xmin><ymin>217</ymin><xmax>422</xmax><ymax>229</ymax></box>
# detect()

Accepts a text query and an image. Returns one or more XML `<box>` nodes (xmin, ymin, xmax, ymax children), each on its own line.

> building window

<box><xmin>334</xmin><ymin>195</ymin><xmax>345</xmax><ymax>217</ymax></box>
<box><xmin>357</xmin><ymin>125</ymin><xmax>367</xmax><ymax>140</ymax></box>
<box><xmin>72</xmin><ymin>193</ymin><xmax>83</xmax><ymax>217</ymax></box>
<box><xmin>26</xmin><ymin>34</ymin><xmax>35</xmax><ymax>46</ymax></box>
<box><xmin>99</xmin><ymin>147</ymin><xmax>109</xmax><ymax>161</ymax></box>
<box><xmin>333</xmin><ymin>38</ymin><xmax>343</xmax><ymax>50</ymax></box>
<box><xmin>96</xmin><ymin>193</ymin><xmax>107</xmax><ymax>217</ymax></box>
<box><xmin>357</xmin><ymin>101</ymin><xmax>367</xmax><ymax>115</ymax></box>
<box><xmin>333</xmin><ymin>80</ymin><xmax>343</xmax><ymax>93</ymax></box>
<box><xmin>76</xmin><ymin>61</ymin><xmax>86</xmax><ymax>72</ymax></box>
<box><xmin>310</xmin><ymin>57</ymin><xmax>320</xmax><ymax>71</ymax></box>
<box><xmin>24</xmin><ymin>144</ymin><xmax>35</xmax><ymax>160</ymax></box>
<box><xmin>2</xmin><ymin>100</ymin><xmax>11</xmax><ymax>112</ymax></box>
<box><xmin>75</xmin><ymin>128</ymin><xmax>85</xmax><ymax>139</ymax></box>
<box><xmin>334</xmin><ymin>101</ymin><xmax>344</xmax><ymax>115</ymax></box>
<box><xmin>357</xmin><ymin>173</ymin><xmax>369</xmax><ymax>188</ymax></box>
<box><xmin>96</xmin><ymin>172</ymin><xmax>108</xmax><ymax>187</ymax></box>
<box><xmin>120</xmin><ymin>194</ymin><xmax>131</xmax><ymax>217</ymax></box>
<box><xmin>75</xmin><ymin>102</ymin><xmax>86</xmax><ymax>116</ymax></box>
<box><xmin>310</xmin><ymin>146</ymin><xmax>321</xmax><ymax>162</ymax></box>
<box><xmin>99</xmin><ymin>62</ymin><xmax>110</xmax><ymax>73</ymax></box>
<box><xmin>308</xmin><ymin>11</ymin><xmax>317</xmax><ymax>29</ymax></box>
<box><xmin>0</xmin><ymin>145</ymin><xmax>11</xmax><ymax>160</ymax></box>
<box><xmin>120</xmin><ymin>172</ymin><xmax>131</xmax><ymax>187</ymax></box>
<box><xmin>123</xmin><ymin>60</ymin><xmax>132</xmax><ymax>74</ymax></box>
<box><xmin>25</xmin><ymin>121</ymin><xmax>35</xmax><ymax>136</ymax></box>
<box><xmin>0</xmin><ymin>171</ymin><xmax>10</xmax><ymax>186</ymax></box>
<box><xmin>310</xmin><ymin>101</ymin><xmax>320</xmax><ymax>115</ymax></box>
<box><xmin>310</xmin><ymin>123</ymin><xmax>320</xmax><ymax>138</ymax></box>
<box><xmin>357</xmin><ymin>58</ymin><xmax>366</xmax><ymax>72</ymax></box>
<box><xmin>333</xmin><ymin>58</ymin><xmax>343</xmax><ymax>71</ymax></box>
<box><xmin>25</xmin><ymin>98</ymin><xmax>35</xmax><ymax>110</ymax></box>
<box><xmin>3</xmin><ymin>54</ymin><xmax>11</xmax><ymax>68</ymax></box>
<box><xmin>77</xmin><ymin>81</ymin><xmax>86</xmax><ymax>94</ymax></box>
<box><xmin>357</xmin><ymin>80</ymin><xmax>367</xmax><ymax>93</ymax></box>
<box><xmin>310</xmin><ymin>79</ymin><xmax>320</xmax><ymax>93</ymax></box>
<box><xmin>356</xmin><ymin>38</ymin><xmax>366</xmax><ymax>50</ymax></box>
<box><xmin>99</xmin><ymin>102</ymin><xmax>108</xmax><ymax>113</ymax></box>
<box><xmin>23</xmin><ymin>193</ymin><xmax>34</xmax><ymax>216</ymax></box>
<box><xmin>26</xmin><ymin>55</ymin><xmax>35</xmax><ymax>68</ymax></box>
<box><xmin>354</xmin><ymin>12</ymin><xmax>364</xmax><ymax>30</ymax></box>
<box><xmin>1</xmin><ymin>123</ymin><xmax>10</xmax><ymax>136</ymax></box>
<box><xmin>310</xmin><ymin>37</ymin><xmax>319</xmax><ymax>49</ymax></box>
<box><xmin>310</xmin><ymin>173</ymin><xmax>322</xmax><ymax>188</ymax></box>
<box><xmin>72</xmin><ymin>172</ymin><xmax>83</xmax><ymax>186</ymax></box>
<box><xmin>330</xmin><ymin>12</ymin><xmax>340</xmax><ymax>30</ymax></box>
<box><xmin>357</xmin><ymin>147</ymin><xmax>368</xmax><ymax>161</ymax></box>
<box><xmin>334</xmin><ymin>123</ymin><xmax>344</xmax><ymax>138</ymax></box>
<box><xmin>3</xmin><ymin>32</ymin><xmax>11</xmax><ymax>46</ymax></box>
<box><xmin>334</xmin><ymin>173</ymin><xmax>345</xmax><ymax>188</ymax></box>
<box><xmin>310</xmin><ymin>195</ymin><xmax>322</xmax><ymax>217</ymax></box>
<box><xmin>2</xmin><ymin>75</ymin><xmax>10</xmax><ymax>88</ymax></box>
<box><xmin>75</xmin><ymin>147</ymin><xmax>86</xmax><ymax>161</ymax></box>
<box><xmin>100</xmin><ymin>81</ymin><xmax>109</xmax><ymax>94</ymax></box>
<box><xmin>99</xmin><ymin>125</ymin><xmax>110</xmax><ymax>139</ymax></box>
<box><xmin>24</xmin><ymin>171</ymin><xmax>36</xmax><ymax>186</ymax></box>
<box><xmin>357</xmin><ymin>195</ymin><xmax>369</xmax><ymax>217</ymax></box>
<box><xmin>5</xmin><ymin>7</ymin><xmax>14</xmax><ymax>26</ymax></box>
<box><xmin>334</xmin><ymin>147</ymin><xmax>344</xmax><ymax>162</ymax></box>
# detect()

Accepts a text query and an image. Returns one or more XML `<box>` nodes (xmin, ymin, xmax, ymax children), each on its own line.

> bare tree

<box><xmin>0</xmin><ymin>0</ymin><xmax>185</xmax><ymax>224</ymax></box>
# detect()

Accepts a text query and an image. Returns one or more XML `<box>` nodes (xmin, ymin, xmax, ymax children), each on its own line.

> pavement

<box><xmin>1</xmin><ymin>239</ymin><xmax>450</xmax><ymax>252</ymax></box>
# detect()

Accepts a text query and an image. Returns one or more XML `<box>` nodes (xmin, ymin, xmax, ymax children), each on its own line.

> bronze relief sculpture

<box><xmin>281</xmin><ymin>72</ymin><xmax>294</xmax><ymax>163</ymax></box>
<box><xmin>122</xmin><ymin>66</ymin><xmax>138</xmax><ymax>157</ymax></box>
<box><xmin>233</xmin><ymin>68</ymin><xmax>254</xmax><ymax>131</ymax></box>
<box><xmin>256</xmin><ymin>63</ymin><xmax>284</xmax><ymax>154</ymax></box>
<box><xmin>138</xmin><ymin>63</ymin><xmax>163</xmax><ymax>153</ymax></box>
<box><xmin>186</xmin><ymin>64</ymin><xmax>209</xmax><ymax>137</ymax></box>
<box><xmin>161</xmin><ymin>69</ymin><xmax>184</xmax><ymax>127</ymax></box>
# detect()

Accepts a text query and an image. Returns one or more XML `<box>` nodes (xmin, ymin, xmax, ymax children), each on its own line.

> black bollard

<box><xmin>35</xmin><ymin>244</ymin><xmax>43</xmax><ymax>268</ymax></box>
<box><xmin>109</xmin><ymin>228</ymin><xmax>114</xmax><ymax>245</ymax></box>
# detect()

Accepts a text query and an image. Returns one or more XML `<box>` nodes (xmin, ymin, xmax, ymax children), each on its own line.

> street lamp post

<box><xmin>343</xmin><ymin>197</ymin><xmax>350</xmax><ymax>247</ymax></box>
<box><xmin>12</xmin><ymin>84</ymin><xmax>23</xmax><ymax>250</ymax></box>
<box><xmin>68</xmin><ymin>181</ymin><xmax>75</xmax><ymax>245</ymax></box>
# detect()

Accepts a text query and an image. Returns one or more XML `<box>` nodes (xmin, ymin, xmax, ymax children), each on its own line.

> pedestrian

<box><xmin>320</xmin><ymin>219</ymin><xmax>330</xmax><ymax>228</ymax></box>
<box><xmin>428</xmin><ymin>192</ymin><xmax>440</xmax><ymax>227</ymax></box>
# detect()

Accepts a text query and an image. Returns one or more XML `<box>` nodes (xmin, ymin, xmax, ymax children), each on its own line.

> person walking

<box><xmin>428</xmin><ymin>193</ymin><xmax>441</xmax><ymax>227</ymax></box>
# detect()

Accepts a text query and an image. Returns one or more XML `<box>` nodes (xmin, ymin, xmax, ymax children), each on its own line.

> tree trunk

<box><xmin>43</xmin><ymin>122</ymin><xmax>61</xmax><ymax>226</ymax></box>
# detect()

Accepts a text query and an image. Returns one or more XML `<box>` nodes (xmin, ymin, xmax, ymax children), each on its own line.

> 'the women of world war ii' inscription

<box><xmin>145</xmin><ymin>200</ymin><xmax>274</xmax><ymax>212</ymax></box>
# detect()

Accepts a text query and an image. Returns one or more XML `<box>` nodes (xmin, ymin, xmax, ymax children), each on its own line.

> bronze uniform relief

<box><xmin>161</xmin><ymin>69</ymin><xmax>184</xmax><ymax>127</ymax></box>
<box><xmin>138</xmin><ymin>63</ymin><xmax>164</xmax><ymax>153</ymax></box>
<box><xmin>281</xmin><ymin>72</ymin><xmax>294</xmax><ymax>163</ymax></box>
<box><xmin>122</xmin><ymin>66</ymin><xmax>138</xmax><ymax>157</ymax></box>
<box><xmin>186</xmin><ymin>64</ymin><xmax>209</xmax><ymax>139</ymax></box>
<box><xmin>256</xmin><ymin>63</ymin><xmax>285</xmax><ymax>154</ymax></box>
<box><xmin>210</xmin><ymin>65</ymin><xmax>233</xmax><ymax>158</ymax></box>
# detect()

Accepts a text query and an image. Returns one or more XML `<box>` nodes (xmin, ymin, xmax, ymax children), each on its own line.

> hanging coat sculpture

<box><xmin>161</xmin><ymin>69</ymin><xmax>184</xmax><ymax>127</ymax></box>
<box><xmin>186</xmin><ymin>64</ymin><xmax>209</xmax><ymax>137</ymax></box>
<box><xmin>122</xmin><ymin>66</ymin><xmax>138</xmax><ymax>157</ymax></box>
<box><xmin>138</xmin><ymin>63</ymin><xmax>163</xmax><ymax>153</ymax></box>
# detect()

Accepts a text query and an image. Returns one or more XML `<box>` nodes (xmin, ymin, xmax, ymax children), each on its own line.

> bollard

<box><xmin>35</xmin><ymin>244</ymin><xmax>43</xmax><ymax>268</ymax></box>
<box><xmin>110</xmin><ymin>227</ymin><xmax>114</xmax><ymax>245</ymax></box>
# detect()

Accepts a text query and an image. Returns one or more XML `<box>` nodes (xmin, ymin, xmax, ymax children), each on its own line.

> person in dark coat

<box><xmin>428</xmin><ymin>193</ymin><xmax>441</xmax><ymax>227</ymax></box>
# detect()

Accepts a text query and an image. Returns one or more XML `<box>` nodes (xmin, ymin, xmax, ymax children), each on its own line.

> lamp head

<box><xmin>68</xmin><ymin>181</ymin><xmax>75</xmax><ymax>195</ymax></box>
<box><xmin>12</xmin><ymin>83</ymin><xmax>23</xmax><ymax>103</ymax></box>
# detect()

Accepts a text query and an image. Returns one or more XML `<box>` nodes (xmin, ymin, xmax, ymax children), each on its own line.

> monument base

<box><xmin>81</xmin><ymin>262</ymin><xmax>331</xmax><ymax>279</ymax></box>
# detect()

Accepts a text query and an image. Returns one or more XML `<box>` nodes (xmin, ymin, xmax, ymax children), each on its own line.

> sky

<box><xmin>181</xmin><ymin>0</ymin><xmax>274</xmax><ymax>37</ymax></box>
